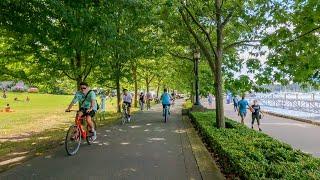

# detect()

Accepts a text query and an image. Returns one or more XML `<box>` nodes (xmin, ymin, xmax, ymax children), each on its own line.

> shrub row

<box><xmin>190</xmin><ymin>111</ymin><xmax>320</xmax><ymax>179</ymax></box>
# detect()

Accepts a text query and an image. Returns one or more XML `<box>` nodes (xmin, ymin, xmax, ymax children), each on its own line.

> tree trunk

<box><xmin>133</xmin><ymin>64</ymin><xmax>138</xmax><ymax>108</ymax></box>
<box><xmin>115</xmin><ymin>60</ymin><xmax>121</xmax><ymax>113</ymax></box>
<box><xmin>156</xmin><ymin>81</ymin><xmax>160</xmax><ymax>97</ymax></box>
<box><xmin>146</xmin><ymin>76</ymin><xmax>150</xmax><ymax>93</ymax></box>
<box><xmin>215</xmin><ymin>0</ymin><xmax>225</xmax><ymax>128</ymax></box>
<box><xmin>116</xmin><ymin>75</ymin><xmax>121</xmax><ymax>113</ymax></box>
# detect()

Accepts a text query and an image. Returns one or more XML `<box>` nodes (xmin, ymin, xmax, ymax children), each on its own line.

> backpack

<box><xmin>81</xmin><ymin>90</ymin><xmax>99</xmax><ymax>111</ymax></box>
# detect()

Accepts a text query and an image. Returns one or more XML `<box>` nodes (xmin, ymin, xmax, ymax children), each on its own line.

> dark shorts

<box><xmin>123</xmin><ymin>102</ymin><xmax>131</xmax><ymax>108</ymax></box>
<box><xmin>252</xmin><ymin>114</ymin><xmax>260</xmax><ymax>125</ymax></box>
<box><xmin>80</xmin><ymin>108</ymin><xmax>96</xmax><ymax>118</ymax></box>
<box><xmin>162</xmin><ymin>104</ymin><xmax>170</xmax><ymax>108</ymax></box>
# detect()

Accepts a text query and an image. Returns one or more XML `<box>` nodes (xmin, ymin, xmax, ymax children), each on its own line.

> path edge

<box><xmin>181</xmin><ymin>115</ymin><xmax>225</xmax><ymax>180</ymax></box>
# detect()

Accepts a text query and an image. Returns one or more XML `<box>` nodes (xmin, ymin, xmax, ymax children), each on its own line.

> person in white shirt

<box><xmin>122</xmin><ymin>89</ymin><xmax>132</xmax><ymax>121</ymax></box>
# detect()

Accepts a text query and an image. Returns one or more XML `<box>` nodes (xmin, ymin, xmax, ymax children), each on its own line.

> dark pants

<box><xmin>252</xmin><ymin>114</ymin><xmax>260</xmax><ymax>125</ymax></box>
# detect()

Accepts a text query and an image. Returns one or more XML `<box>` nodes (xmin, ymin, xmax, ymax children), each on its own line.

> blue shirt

<box><xmin>238</xmin><ymin>99</ymin><xmax>249</xmax><ymax>113</ymax></box>
<box><xmin>161</xmin><ymin>92</ymin><xmax>171</xmax><ymax>105</ymax></box>
<box><xmin>72</xmin><ymin>91</ymin><xmax>97</xmax><ymax>111</ymax></box>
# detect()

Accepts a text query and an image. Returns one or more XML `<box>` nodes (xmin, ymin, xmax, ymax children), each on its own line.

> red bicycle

<box><xmin>65</xmin><ymin>110</ymin><xmax>97</xmax><ymax>156</ymax></box>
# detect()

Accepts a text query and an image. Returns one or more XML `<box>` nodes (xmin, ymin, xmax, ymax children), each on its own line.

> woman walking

<box><xmin>251</xmin><ymin>100</ymin><xmax>263</xmax><ymax>131</ymax></box>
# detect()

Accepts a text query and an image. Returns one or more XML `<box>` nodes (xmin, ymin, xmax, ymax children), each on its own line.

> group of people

<box><xmin>139</xmin><ymin>91</ymin><xmax>153</xmax><ymax>111</ymax></box>
<box><xmin>65</xmin><ymin>82</ymin><xmax>174</xmax><ymax>142</ymax></box>
<box><xmin>233</xmin><ymin>95</ymin><xmax>263</xmax><ymax>131</ymax></box>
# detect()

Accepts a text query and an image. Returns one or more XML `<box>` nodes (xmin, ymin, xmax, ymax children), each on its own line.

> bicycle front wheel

<box><xmin>65</xmin><ymin>125</ymin><xmax>81</xmax><ymax>156</ymax></box>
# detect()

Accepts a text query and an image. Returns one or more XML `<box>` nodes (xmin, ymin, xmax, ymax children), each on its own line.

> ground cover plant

<box><xmin>190</xmin><ymin>111</ymin><xmax>320</xmax><ymax>179</ymax></box>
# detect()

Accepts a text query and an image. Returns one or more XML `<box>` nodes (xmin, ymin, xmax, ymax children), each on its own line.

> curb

<box><xmin>181</xmin><ymin>116</ymin><xmax>225</xmax><ymax>180</ymax></box>
<box><xmin>263</xmin><ymin>111</ymin><xmax>320</xmax><ymax>126</ymax></box>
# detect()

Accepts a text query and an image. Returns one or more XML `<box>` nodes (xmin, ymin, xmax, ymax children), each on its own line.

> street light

<box><xmin>193</xmin><ymin>49</ymin><xmax>200</xmax><ymax>105</ymax></box>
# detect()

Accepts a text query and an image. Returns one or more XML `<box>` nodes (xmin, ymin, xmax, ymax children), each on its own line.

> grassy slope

<box><xmin>0</xmin><ymin>92</ymin><xmax>122</xmax><ymax>172</ymax></box>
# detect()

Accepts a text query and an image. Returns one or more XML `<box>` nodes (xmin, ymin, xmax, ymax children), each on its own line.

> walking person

<box><xmin>207</xmin><ymin>93</ymin><xmax>213</xmax><ymax>108</ymax></box>
<box><xmin>139</xmin><ymin>92</ymin><xmax>145</xmax><ymax>111</ymax></box>
<box><xmin>238</xmin><ymin>95</ymin><xmax>250</xmax><ymax>124</ymax></box>
<box><xmin>100</xmin><ymin>92</ymin><xmax>107</xmax><ymax>112</ymax></box>
<box><xmin>233</xmin><ymin>96</ymin><xmax>239</xmax><ymax>112</ymax></box>
<box><xmin>146</xmin><ymin>91</ymin><xmax>152</xmax><ymax>110</ymax></box>
<box><xmin>251</xmin><ymin>100</ymin><xmax>263</xmax><ymax>131</ymax></box>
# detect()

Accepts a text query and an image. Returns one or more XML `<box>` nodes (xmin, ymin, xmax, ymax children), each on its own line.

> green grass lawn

<box><xmin>0</xmin><ymin>92</ymin><xmax>74</xmax><ymax>137</ymax></box>
<box><xmin>0</xmin><ymin>92</ymin><xmax>142</xmax><ymax>172</ymax></box>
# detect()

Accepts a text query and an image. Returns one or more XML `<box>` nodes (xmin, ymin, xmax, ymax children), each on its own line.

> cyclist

<box><xmin>122</xmin><ymin>89</ymin><xmax>132</xmax><ymax>122</ymax></box>
<box><xmin>160</xmin><ymin>88</ymin><xmax>173</xmax><ymax>116</ymax></box>
<box><xmin>65</xmin><ymin>82</ymin><xmax>97</xmax><ymax>141</ymax></box>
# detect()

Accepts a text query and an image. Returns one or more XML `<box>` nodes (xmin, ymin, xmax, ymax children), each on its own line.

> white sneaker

<box><xmin>91</xmin><ymin>131</ymin><xmax>97</xmax><ymax>141</ymax></box>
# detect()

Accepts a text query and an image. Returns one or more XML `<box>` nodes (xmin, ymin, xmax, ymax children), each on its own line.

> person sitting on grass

<box><xmin>1</xmin><ymin>104</ymin><xmax>14</xmax><ymax>112</ymax></box>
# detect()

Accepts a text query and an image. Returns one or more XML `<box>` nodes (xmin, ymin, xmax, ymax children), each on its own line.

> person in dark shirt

<box><xmin>251</xmin><ymin>100</ymin><xmax>263</xmax><ymax>131</ymax></box>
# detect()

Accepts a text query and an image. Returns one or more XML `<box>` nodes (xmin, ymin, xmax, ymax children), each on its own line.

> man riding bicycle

<box><xmin>65</xmin><ymin>82</ymin><xmax>97</xmax><ymax>141</ymax></box>
<box><xmin>122</xmin><ymin>89</ymin><xmax>132</xmax><ymax>122</ymax></box>
<box><xmin>161</xmin><ymin>88</ymin><xmax>173</xmax><ymax>116</ymax></box>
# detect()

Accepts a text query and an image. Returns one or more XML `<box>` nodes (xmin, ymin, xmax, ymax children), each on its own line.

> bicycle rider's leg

<box><xmin>86</xmin><ymin>115</ymin><xmax>94</xmax><ymax>131</ymax></box>
<box><xmin>76</xmin><ymin>111</ymin><xmax>84</xmax><ymax>124</ymax></box>
<box><xmin>127</xmin><ymin>103</ymin><xmax>131</xmax><ymax>121</ymax></box>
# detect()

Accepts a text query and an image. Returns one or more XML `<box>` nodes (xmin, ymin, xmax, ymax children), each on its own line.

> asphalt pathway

<box><xmin>203</xmin><ymin>100</ymin><xmax>320</xmax><ymax>157</ymax></box>
<box><xmin>1</xmin><ymin>100</ymin><xmax>202</xmax><ymax>180</ymax></box>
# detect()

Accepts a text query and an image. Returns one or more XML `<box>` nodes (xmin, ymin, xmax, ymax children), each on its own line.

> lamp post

<box><xmin>194</xmin><ymin>49</ymin><xmax>200</xmax><ymax>105</ymax></box>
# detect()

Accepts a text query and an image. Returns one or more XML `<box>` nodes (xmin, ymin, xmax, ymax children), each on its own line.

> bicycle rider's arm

<box><xmin>66</xmin><ymin>94</ymin><xmax>79</xmax><ymax>112</ymax></box>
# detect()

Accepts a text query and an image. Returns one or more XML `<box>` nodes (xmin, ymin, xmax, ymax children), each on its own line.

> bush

<box><xmin>190</xmin><ymin>111</ymin><xmax>320</xmax><ymax>179</ymax></box>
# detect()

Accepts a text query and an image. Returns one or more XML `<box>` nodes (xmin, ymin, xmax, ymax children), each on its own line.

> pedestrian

<box><xmin>251</xmin><ymin>100</ymin><xmax>263</xmax><ymax>131</ymax></box>
<box><xmin>139</xmin><ymin>92</ymin><xmax>145</xmax><ymax>111</ymax></box>
<box><xmin>233</xmin><ymin>96</ymin><xmax>238</xmax><ymax>112</ymax></box>
<box><xmin>207</xmin><ymin>93</ymin><xmax>213</xmax><ymax>108</ymax></box>
<box><xmin>238</xmin><ymin>94</ymin><xmax>250</xmax><ymax>124</ymax></box>
<box><xmin>146</xmin><ymin>91</ymin><xmax>152</xmax><ymax>110</ymax></box>
<box><xmin>100</xmin><ymin>93</ymin><xmax>107</xmax><ymax>112</ymax></box>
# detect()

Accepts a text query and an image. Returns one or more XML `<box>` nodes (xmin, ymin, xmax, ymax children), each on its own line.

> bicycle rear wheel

<box><xmin>65</xmin><ymin>125</ymin><xmax>81</xmax><ymax>156</ymax></box>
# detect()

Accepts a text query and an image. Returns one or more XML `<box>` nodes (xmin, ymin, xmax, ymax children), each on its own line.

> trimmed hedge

<box><xmin>190</xmin><ymin>111</ymin><xmax>320</xmax><ymax>179</ymax></box>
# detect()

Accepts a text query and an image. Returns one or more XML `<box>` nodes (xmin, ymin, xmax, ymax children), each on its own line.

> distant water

<box><xmin>261</xmin><ymin>106</ymin><xmax>320</xmax><ymax>121</ymax></box>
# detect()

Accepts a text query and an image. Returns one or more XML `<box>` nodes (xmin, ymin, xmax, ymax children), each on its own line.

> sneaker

<box><xmin>259</xmin><ymin>128</ymin><xmax>262</xmax><ymax>132</ymax></box>
<box><xmin>251</xmin><ymin>126</ymin><xmax>253</xmax><ymax>129</ymax></box>
<box><xmin>90</xmin><ymin>130</ymin><xmax>97</xmax><ymax>141</ymax></box>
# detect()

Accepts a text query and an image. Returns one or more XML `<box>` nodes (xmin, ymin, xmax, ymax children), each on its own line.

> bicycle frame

<box><xmin>76</xmin><ymin>116</ymin><xmax>88</xmax><ymax>139</ymax></box>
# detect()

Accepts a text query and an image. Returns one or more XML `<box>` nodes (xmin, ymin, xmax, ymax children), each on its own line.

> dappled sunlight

<box><xmin>144</xmin><ymin>129</ymin><xmax>150</xmax><ymax>132</ymax></box>
<box><xmin>128</xmin><ymin>125</ymin><xmax>141</xmax><ymax>129</ymax></box>
<box><xmin>146</xmin><ymin>123</ymin><xmax>152</xmax><ymax>126</ymax></box>
<box><xmin>118</xmin><ymin>128</ymin><xmax>127</xmax><ymax>132</ymax></box>
<box><xmin>37</xmin><ymin>136</ymin><xmax>51</xmax><ymax>140</ymax></box>
<box><xmin>0</xmin><ymin>156</ymin><xmax>27</xmax><ymax>166</ymax></box>
<box><xmin>105</xmin><ymin>130</ymin><xmax>111</xmax><ymax>132</ymax></box>
<box><xmin>8</xmin><ymin>151</ymin><xmax>29</xmax><ymax>156</ymax></box>
<box><xmin>148</xmin><ymin>138</ymin><xmax>166</xmax><ymax>141</ymax></box>
<box><xmin>45</xmin><ymin>155</ymin><xmax>52</xmax><ymax>159</ymax></box>
<box><xmin>120</xmin><ymin>142</ymin><xmax>130</xmax><ymax>145</ymax></box>
<box><xmin>116</xmin><ymin>168</ymin><xmax>137</xmax><ymax>177</ymax></box>
<box><xmin>153</xmin><ymin>127</ymin><xmax>166</xmax><ymax>132</ymax></box>
<box><xmin>173</xmin><ymin>129</ymin><xmax>186</xmax><ymax>134</ymax></box>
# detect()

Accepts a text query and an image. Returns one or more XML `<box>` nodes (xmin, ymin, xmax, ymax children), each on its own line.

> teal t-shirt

<box><xmin>72</xmin><ymin>91</ymin><xmax>97</xmax><ymax>111</ymax></box>
<box><xmin>238</xmin><ymin>99</ymin><xmax>249</xmax><ymax>113</ymax></box>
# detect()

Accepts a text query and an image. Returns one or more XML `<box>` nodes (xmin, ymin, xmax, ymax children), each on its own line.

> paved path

<box><xmin>202</xmin><ymin>100</ymin><xmax>320</xmax><ymax>157</ymax></box>
<box><xmin>1</xmin><ymin>101</ymin><xmax>202</xmax><ymax>179</ymax></box>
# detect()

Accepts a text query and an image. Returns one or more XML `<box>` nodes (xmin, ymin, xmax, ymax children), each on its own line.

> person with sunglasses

<box><xmin>65</xmin><ymin>82</ymin><xmax>97</xmax><ymax>141</ymax></box>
